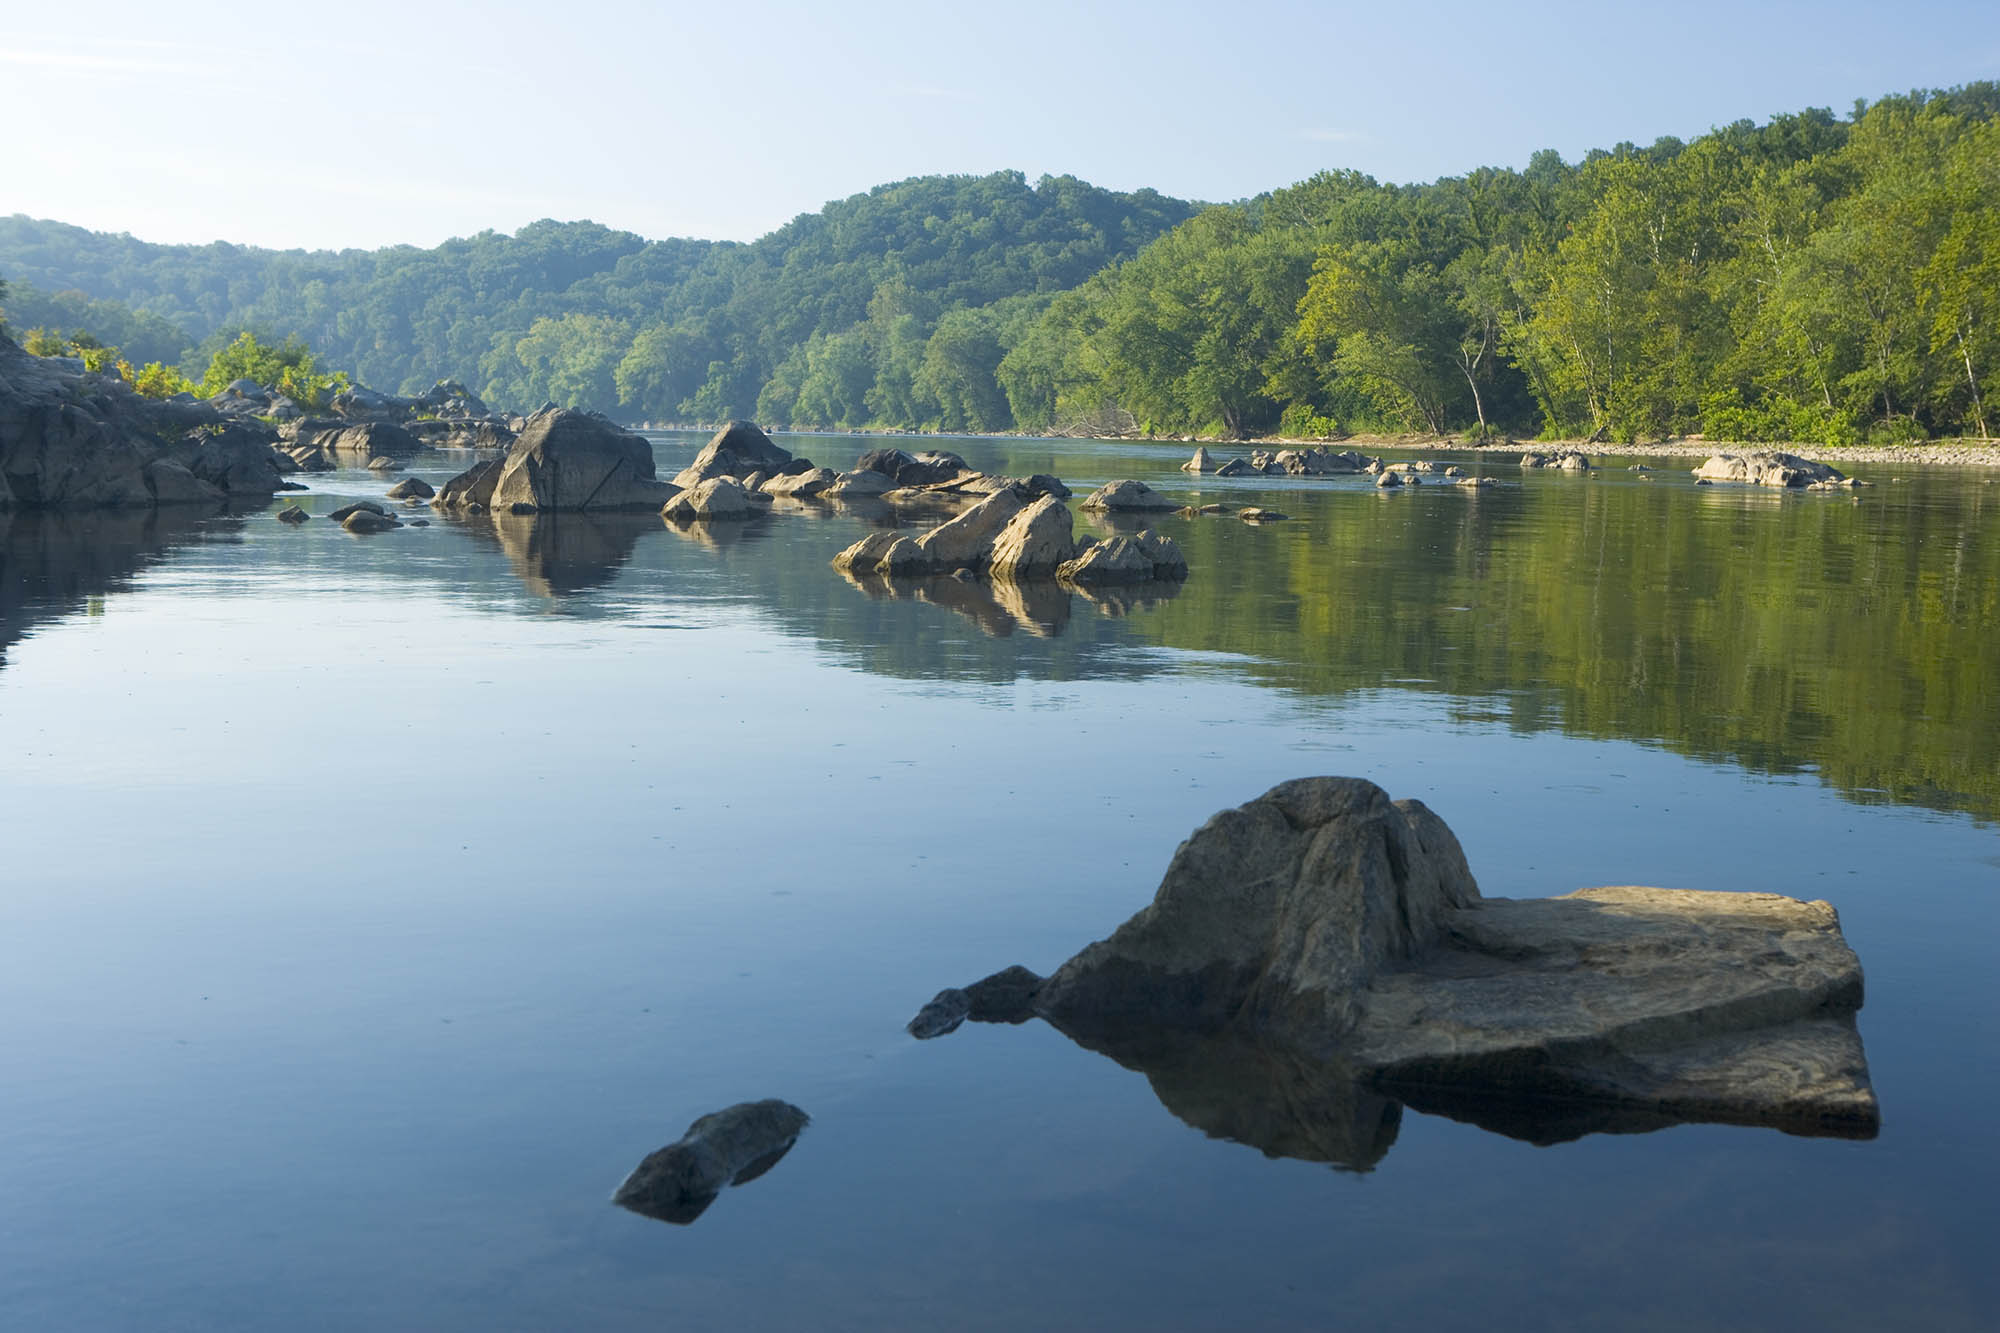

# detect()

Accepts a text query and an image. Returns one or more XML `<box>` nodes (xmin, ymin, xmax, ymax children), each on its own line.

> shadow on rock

<box><xmin>612</xmin><ymin>1099</ymin><xmax>809</xmax><ymax>1225</ymax></box>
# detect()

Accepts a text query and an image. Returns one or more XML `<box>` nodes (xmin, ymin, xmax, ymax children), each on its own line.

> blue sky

<box><xmin>7</xmin><ymin>0</ymin><xmax>1998</xmax><ymax>251</ymax></box>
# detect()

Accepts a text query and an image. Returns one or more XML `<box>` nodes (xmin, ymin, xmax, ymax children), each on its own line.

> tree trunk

<box><xmin>1955</xmin><ymin>321</ymin><xmax>1990</xmax><ymax>439</ymax></box>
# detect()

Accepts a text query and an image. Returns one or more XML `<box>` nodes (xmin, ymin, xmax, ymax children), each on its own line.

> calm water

<box><xmin>1</xmin><ymin>434</ymin><xmax>1995</xmax><ymax>1331</ymax></box>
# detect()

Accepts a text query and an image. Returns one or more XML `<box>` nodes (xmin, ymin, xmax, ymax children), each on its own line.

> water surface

<box><xmin>1</xmin><ymin>434</ymin><xmax>1994</xmax><ymax>1330</ymax></box>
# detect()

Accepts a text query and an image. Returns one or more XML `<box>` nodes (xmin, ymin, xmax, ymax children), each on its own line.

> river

<box><xmin>0</xmin><ymin>432</ymin><xmax>1993</xmax><ymax>1330</ymax></box>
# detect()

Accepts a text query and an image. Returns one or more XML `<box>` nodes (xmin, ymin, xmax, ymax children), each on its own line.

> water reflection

<box><xmin>0</xmin><ymin>507</ymin><xmax>228</xmax><ymax>666</ymax></box>
<box><xmin>485</xmin><ymin>512</ymin><xmax>657</xmax><ymax>597</ymax></box>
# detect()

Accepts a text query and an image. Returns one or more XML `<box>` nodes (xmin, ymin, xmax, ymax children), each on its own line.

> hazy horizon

<box><xmin>8</xmin><ymin>0</ymin><xmax>1999</xmax><ymax>253</ymax></box>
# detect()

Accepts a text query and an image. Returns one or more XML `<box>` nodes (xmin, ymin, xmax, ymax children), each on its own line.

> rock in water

<box><xmin>1035</xmin><ymin>778</ymin><xmax>1477</xmax><ymax>1040</ymax></box>
<box><xmin>1693</xmin><ymin>451</ymin><xmax>1846</xmax><ymax>488</ymax></box>
<box><xmin>1010</xmin><ymin>777</ymin><xmax>1877</xmax><ymax>1140</ymax></box>
<box><xmin>987</xmin><ymin>494</ymin><xmax>1076</xmax><ymax>580</ymax></box>
<box><xmin>660</xmin><ymin>476</ymin><xmax>757</xmax><ymax>521</ymax></box>
<box><xmin>612</xmin><ymin>1099</ymin><xmax>810</xmax><ymax>1225</ymax></box>
<box><xmin>672</xmin><ymin>420</ymin><xmax>794</xmax><ymax>488</ymax></box>
<box><xmin>1182</xmin><ymin>446</ymin><xmax>1213</xmax><ymax>473</ymax></box>
<box><xmin>436</xmin><ymin>410</ymin><xmax>675</xmax><ymax>514</ymax></box>
<box><xmin>907</xmin><ymin>988</ymin><xmax>972</xmax><ymax>1039</ymax></box>
<box><xmin>1079</xmin><ymin>479</ymin><xmax>1179</xmax><ymax>512</ymax></box>
<box><xmin>385</xmin><ymin>477</ymin><xmax>435</xmax><ymax>501</ymax></box>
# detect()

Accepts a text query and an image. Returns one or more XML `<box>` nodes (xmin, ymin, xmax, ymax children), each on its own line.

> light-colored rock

<box><xmin>661</xmin><ymin>476</ymin><xmax>756</xmax><ymax>521</ymax></box>
<box><xmin>612</xmin><ymin>1099</ymin><xmax>809</xmax><ymax>1225</ymax></box>
<box><xmin>831</xmin><ymin>529</ymin><xmax>909</xmax><ymax>573</ymax></box>
<box><xmin>1182</xmin><ymin>446</ymin><xmax>1214</xmax><ymax>473</ymax></box>
<box><xmin>1238</xmin><ymin>507</ymin><xmax>1289</xmax><ymax>522</ymax></box>
<box><xmin>1213</xmin><ymin>458</ymin><xmax>1254</xmax><ymax>477</ymax></box>
<box><xmin>1054</xmin><ymin>529</ymin><xmax>1187</xmax><ymax>585</ymax></box>
<box><xmin>1375</xmin><ymin>471</ymin><xmax>1404</xmax><ymax>489</ymax></box>
<box><xmin>761</xmin><ymin>466</ymin><xmax>834</xmax><ymax>498</ymax></box>
<box><xmin>1079</xmin><ymin>479</ymin><xmax>1178</xmax><ymax>512</ymax></box>
<box><xmin>1693</xmin><ymin>451</ymin><xmax>1846</xmax><ymax>488</ymax></box>
<box><xmin>673</xmin><ymin>421</ymin><xmax>792</xmax><ymax>489</ymax></box>
<box><xmin>341</xmin><ymin>509</ymin><xmax>400</xmax><ymax>533</ymax></box>
<box><xmin>892</xmin><ymin>488</ymin><xmax>1028</xmax><ymax>573</ymax></box>
<box><xmin>987</xmin><ymin>494</ymin><xmax>1077</xmax><ymax>580</ymax></box>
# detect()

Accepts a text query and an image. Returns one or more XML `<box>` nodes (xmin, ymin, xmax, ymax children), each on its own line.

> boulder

<box><xmin>821</xmin><ymin>469</ymin><xmax>892</xmax><ymax>498</ymax></box>
<box><xmin>1375</xmin><ymin>471</ymin><xmax>1404</xmax><ymax>489</ymax></box>
<box><xmin>934</xmin><ymin>777</ymin><xmax>1878</xmax><ymax>1142</ymax></box>
<box><xmin>1080</xmin><ymin>479</ymin><xmax>1178</xmax><ymax>512</ymax></box>
<box><xmin>1693</xmin><ymin>451</ymin><xmax>1846</xmax><ymax>488</ymax></box>
<box><xmin>439</xmin><ymin>410</ymin><xmax>676</xmax><ymax>514</ymax></box>
<box><xmin>1238</xmin><ymin>507</ymin><xmax>1289</xmax><ymax>522</ymax></box>
<box><xmin>763</xmin><ymin>466</ymin><xmax>837</xmax><ymax>499</ymax></box>
<box><xmin>856</xmin><ymin>448</ymin><xmax>968</xmax><ymax>486</ymax></box>
<box><xmin>1182</xmin><ymin>446</ymin><xmax>1214</xmax><ymax>473</ymax></box>
<box><xmin>830</xmin><ymin>529</ymin><xmax>910</xmax><ymax>573</ymax></box>
<box><xmin>1213</xmin><ymin>457</ymin><xmax>1254</xmax><ymax>477</ymax></box>
<box><xmin>384</xmin><ymin>477</ymin><xmax>435</xmax><ymax>500</ymax></box>
<box><xmin>1054</xmin><ymin>529</ymin><xmax>1187</xmax><ymax>585</ymax></box>
<box><xmin>612</xmin><ymin>1099</ymin><xmax>809</xmax><ymax>1226</ymax></box>
<box><xmin>0</xmin><ymin>335</ymin><xmax>184</xmax><ymax>508</ymax></box>
<box><xmin>328</xmin><ymin>501</ymin><xmax>389</xmax><ymax>522</ymax></box>
<box><xmin>893</xmin><ymin>488</ymin><xmax>1028</xmax><ymax>573</ymax></box>
<box><xmin>341</xmin><ymin>509</ymin><xmax>399</xmax><ymax>534</ymax></box>
<box><xmin>673</xmin><ymin>421</ymin><xmax>792</xmax><ymax>488</ymax></box>
<box><xmin>986</xmin><ymin>494</ymin><xmax>1076</xmax><ymax>580</ymax></box>
<box><xmin>276</xmin><ymin>505</ymin><xmax>309</xmax><ymax>524</ymax></box>
<box><xmin>1035</xmin><ymin>778</ymin><xmax>1477</xmax><ymax>1039</ymax></box>
<box><xmin>661</xmin><ymin>476</ymin><xmax>756</xmax><ymax>521</ymax></box>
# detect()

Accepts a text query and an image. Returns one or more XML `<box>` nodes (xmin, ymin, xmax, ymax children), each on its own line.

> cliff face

<box><xmin>0</xmin><ymin>334</ymin><xmax>223</xmax><ymax>509</ymax></box>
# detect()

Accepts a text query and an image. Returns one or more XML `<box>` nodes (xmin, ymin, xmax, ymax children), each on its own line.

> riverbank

<box><xmin>1235</xmin><ymin>433</ymin><xmax>2000</xmax><ymax>468</ymax></box>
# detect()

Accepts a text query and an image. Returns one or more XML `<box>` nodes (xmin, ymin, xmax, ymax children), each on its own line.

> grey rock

<box><xmin>612</xmin><ymin>1099</ymin><xmax>809</xmax><ymax>1225</ymax></box>
<box><xmin>907</xmin><ymin>988</ymin><xmax>971</xmax><ymax>1039</ymax></box>
<box><xmin>1693</xmin><ymin>451</ymin><xmax>1846</xmax><ymax>488</ymax></box>
<box><xmin>673</xmin><ymin>421</ymin><xmax>793</xmax><ymax>488</ymax></box>
<box><xmin>142</xmin><ymin>460</ymin><xmax>224</xmax><ymax>506</ymax></box>
<box><xmin>661</xmin><ymin>475</ymin><xmax>756</xmax><ymax>521</ymax></box>
<box><xmin>439</xmin><ymin>410</ymin><xmax>675</xmax><ymax>514</ymax></box>
<box><xmin>1519</xmin><ymin>450</ymin><xmax>1592</xmax><ymax>471</ymax></box>
<box><xmin>1080</xmin><ymin>479</ymin><xmax>1178</xmax><ymax>512</ymax></box>
<box><xmin>763</xmin><ymin>465</ymin><xmax>837</xmax><ymax>498</ymax></box>
<box><xmin>327</xmin><ymin>501</ymin><xmax>388</xmax><ymax>522</ymax></box>
<box><xmin>384</xmin><ymin>477</ymin><xmax>435</xmax><ymax>501</ymax></box>
<box><xmin>1182</xmin><ymin>446</ymin><xmax>1214</xmax><ymax>473</ymax></box>
<box><xmin>964</xmin><ymin>965</ymin><xmax>1042</xmax><ymax>1023</ymax></box>
<box><xmin>1055</xmin><ymin>529</ymin><xmax>1188</xmax><ymax>585</ymax></box>
<box><xmin>1375</xmin><ymin>471</ymin><xmax>1404</xmax><ymax>488</ymax></box>
<box><xmin>1237</xmin><ymin>507</ymin><xmax>1289</xmax><ymax>522</ymax></box>
<box><xmin>821</xmin><ymin>469</ymin><xmax>892</xmax><ymax>498</ymax></box>
<box><xmin>276</xmin><ymin>505</ymin><xmax>309</xmax><ymax>524</ymax></box>
<box><xmin>1213</xmin><ymin>458</ymin><xmax>1254</xmax><ymax>477</ymax></box>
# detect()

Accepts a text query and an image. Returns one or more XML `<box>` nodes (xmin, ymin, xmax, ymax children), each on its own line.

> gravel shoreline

<box><xmin>1219</xmin><ymin>434</ymin><xmax>2000</xmax><ymax>468</ymax></box>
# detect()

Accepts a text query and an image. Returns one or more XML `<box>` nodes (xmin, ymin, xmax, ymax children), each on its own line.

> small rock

<box><xmin>342</xmin><ymin>509</ymin><xmax>400</xmax><ymax>534</ymax></box>
<box><xmin>907</xmin><ymin>989</ymin><xmax>971</xmax><ymax>1039</ymax></box>
<box><xmin>328</xmin><ymin>501</ymin><xmax>389</xmax><ymax>522</ymax></box>
<box><xmin>385</xmin><ymin>477</ymin><xmax>436</xmax><ymax>500</ymax></box>
<box><xmin>1238</xmin><ymin>507</ymin><xmax>1290</xmax><ymax>522</ymax></box>
<box><xmin>276</xmin><ymin>505</ymin><xmax>309</xmax><ymax>524</ymax></box>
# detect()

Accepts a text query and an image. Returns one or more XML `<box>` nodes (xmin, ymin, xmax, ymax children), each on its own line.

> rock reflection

<box><xmin>485</xmin><ymin>511</ymin><xmax>658</xmax><ymax>597</ymax></box>
<box><xmin>1067</xmin><ymin>578</ymin><xmax>1183</xmax><ymax>617</ymax></box>
<box><xmin>837</xmin><ymin>568</ymin><xmax>1071</xmax><ymax>638</ymax></box>
<box><xmin>0</xmin><ymin>507</ymin><xmax>222</xmax><ymax>668</ymax></box>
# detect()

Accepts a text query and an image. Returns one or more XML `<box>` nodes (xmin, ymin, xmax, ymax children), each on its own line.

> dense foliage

<box><xmin>2</xmin><ymin>88</ymin><xmax>1995</xmax><ymax>440</ymax></box>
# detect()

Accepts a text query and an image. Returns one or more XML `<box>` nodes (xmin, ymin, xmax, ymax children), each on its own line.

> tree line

<box><xmin>2</xmin><ymin>86</ymin><xmax>1995</xmax><ymax>442</ymax></box>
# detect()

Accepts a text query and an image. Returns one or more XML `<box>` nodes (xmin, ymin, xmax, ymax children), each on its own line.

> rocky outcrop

<box><xmin>672</xmin><ymin>420</ymin><xmax>793</xmax><ymax>488</ymax></box>
<box><xmin>1054</xmin><ymin>530</ymin><xmax>1188</xmax><ymax>585</ymax></box>
<box><xmin>163</xmin><ymin>423</ymin><xmax>288</xmax><ymax>495</ymax></box>
<box><xmin>435</xmin><ymin>409</ymin><xmax>676</xmax><ymax>514</ymax></box>
<box><xmin>1694</xmin><ymin>451</ymin><xmax>1848</xmax><ymax>488</ymax></box>
<box><xmin>1213</xmin><ymin>458</ymin><xmax>1254</xmax><ymax>477</ymax></box>
<box><xmin>142</xmin><ymin>459</ymin><xmax>224</xmax><ymax>506</ymax></box>
<box><xmin>1182</xmin><ymin>446</ymin><xmax>1214</xmax><ymax>473</ymax></box>
<box><xmin>1080</xmin><ymin>479</ymin><xmax>1178</xmax><ymax>512</ymax></box>
<box><xmin>1520</xmin><ymin>450</ymin><xmax>1592</xmax><ymax>471</ymax></box>
<box><xmin>612</xmin><ymin>1099</ymin><xmax>809</xmax><ymax>1225</ymax></box>
<box><xmin>915</xmin><ymin>777</ymin><xmax>1879</xmax><ymax>1147</ymax></box>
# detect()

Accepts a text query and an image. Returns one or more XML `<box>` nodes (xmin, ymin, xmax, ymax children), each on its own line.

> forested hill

<box><xmin>0</xmin><ymin>171</ymin><xmax>1195</xmax><ymax>423</ymax></box>
<box><xmin>5</xmin><ymin>85</ymin><xmax>1999</xmax><ymax>444</ymax></box>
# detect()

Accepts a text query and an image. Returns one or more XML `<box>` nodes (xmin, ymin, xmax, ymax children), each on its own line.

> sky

<box><xmin>6</xmin><ymin>0</ymin><xmax>1999</xmax><ymax>253</ymax></box>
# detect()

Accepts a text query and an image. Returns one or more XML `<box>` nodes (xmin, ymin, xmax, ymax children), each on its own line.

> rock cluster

<box><xmin>833</xmin><ymin>486</ymin><xmax>1187</xmax><ymax>587</ymax></box>
<box><xmin>1519</xmin><ymin>450</ymin><xmax>1592</xmax><ymax>470</ymax></box>
<box><xmin>1185</xmin><ymin>446</ymin><xmax>1373</xmax><ymax>476</ymax></box>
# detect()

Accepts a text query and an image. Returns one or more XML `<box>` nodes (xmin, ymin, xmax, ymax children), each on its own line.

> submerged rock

<box><xmin>919</xmin><ymin>777</ymin><xmax>1878</xmax><ymax>1147</ymax></box>
<box><xmin>907</xmin><ymin>988</ymin><xmax>971</xmax><ymax>1039</ymax></box>
<box><xmin>1694</xmin><ymin>451</ymin><xmax>1846</xmax><ymax>488</ymax></box>
<box><xmin>612</xmin><ymin>1099</ymin><xmax>809</xmax><ymax>1225</ymax></box>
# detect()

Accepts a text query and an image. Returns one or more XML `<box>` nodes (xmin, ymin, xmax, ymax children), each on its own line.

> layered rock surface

<box><xmin>1694</xmin><ymin>451</ymin><xmax>1847</xmax><ymax>487</ymax></box>
<box><xmin>919</xmin><ymin>777</ymin><xmax>1878</xmax><ymax>1148</ymax></box>
<box><xmin>434</xmin><ymin>409</ymin><xmax>675</xmax><ymax>514</ymax></box>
